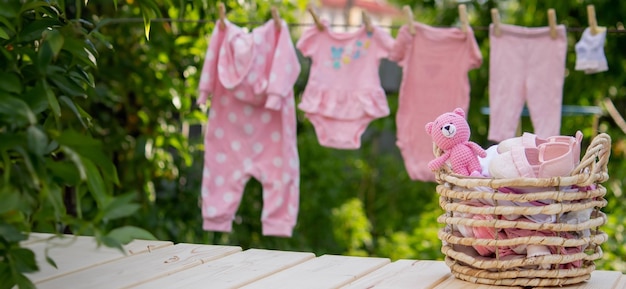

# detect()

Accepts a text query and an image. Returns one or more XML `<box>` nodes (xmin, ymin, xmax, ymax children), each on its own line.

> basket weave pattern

<box><xmin>434</xmin><ymin>133</ymin><xmax>611</xmax><ymax>287</ymax></box>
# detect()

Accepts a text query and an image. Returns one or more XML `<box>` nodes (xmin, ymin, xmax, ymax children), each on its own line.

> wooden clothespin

<box><xmin>403</xmin><ymin>5</ymin><xmax>416</xmax><ymax>35</ymax></box>
<box><xmin>548</xmin><ymin>8</ymin><xmax>557</xmax><ymax>39</ymax></box>
<box><xmin>491</xmin><ymin>8</ymin><xmax>501</xmax><ymax>37</ymax></box>
<box><xmin>362</xmin><ymin>11</ymin><xmax>373</xmax><ymax>33</ymax></box>
<box><xmin>217</xmin><ymin>2</ymin><xmax>226</xmax><ymax>30</ymax></box>
<box><xmin>307</xmin><ymin>4</ymin><xmax>324</xmax><ymax>31</ymax></box>
<box><xmin>458</xmin><ymin>4</ymin><xmax>468</xmax><ymax>33</ymax></box>
<box><xmin>271</xmin><ymin>7</ymin><xmax>281</xmax><ymax>30</ymax></box>
<box><xmin>587</xmin><ymin>5</ymin><xmax>604</xmax><ymax>35</ymax></box>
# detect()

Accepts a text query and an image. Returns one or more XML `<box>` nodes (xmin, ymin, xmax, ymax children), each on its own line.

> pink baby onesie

<box><xmin>296</xmin><ymin>23</ymin><xmax>394</xmax><ymax>149</ymax></box>
<box><xmin>197</xmin><ymin>19</ymin><xmax>301</xmax><ymax>237</ymax></box>
<box><xmin>389</xmin><ymin>23</ymin><xmax>482</xmax><ymax>182</ymax></box>
<box><xmin>488</xmin><ymin>24</ymin><xmax>567</xmax><ymax>143</ymax></box>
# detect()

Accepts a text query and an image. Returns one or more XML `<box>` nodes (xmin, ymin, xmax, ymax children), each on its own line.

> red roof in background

<box><xmin>320</xmin><ymin>0</ymin><xmax>401</xmax><ymax>15</ymax></box>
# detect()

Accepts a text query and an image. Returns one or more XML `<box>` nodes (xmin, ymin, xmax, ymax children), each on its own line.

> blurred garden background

<box><xmin>1</xmin><ymin>0</ymin><xmax>625</xmax><ymax>287</ymax></box>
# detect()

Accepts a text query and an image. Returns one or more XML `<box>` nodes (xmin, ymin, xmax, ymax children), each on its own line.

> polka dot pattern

<box><xmin>214</xmin><ymin>128</ymin><xmax>224</xmax><ymax>139</ymax></box>
<box><xmin>271</xmin><ymin>131</ymin><xmax>281</xmax><ymax>142</ymax></box>
<box><xmin>199</xmin><ymin>21</ymin><xmax>301</xmax><ymax>237</ymax></box>
<box><xmin>261</xmin><ymin>112</ymin><xmax>271</xmax><ymax>123</ymax></box>
<box><xmin>244</xmin><ymin>124</ymin><xmax>254</xmax><ymax>135</ymax></box>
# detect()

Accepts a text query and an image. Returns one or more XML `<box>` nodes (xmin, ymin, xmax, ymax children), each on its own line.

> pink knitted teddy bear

<box><xmin>425</xmin><ymin>108</ymin><xmax>486</xmax><ymax>176</ymax></box>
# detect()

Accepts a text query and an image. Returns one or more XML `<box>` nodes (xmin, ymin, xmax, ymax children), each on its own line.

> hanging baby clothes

<box><xmin>575</xmin><ymin>27</ymin><xmax>608</xmax><ymax>74</ymax></box>
<box><xmin>389</xmin><ymin>22</ymin><xmax>482</xmax><ymax>182</ymax></box>
<box><xmin>197</xmin><ymin>19</ymin><xmax>301</xmax><ymax>237</ymax></box>
<box><xmin>296</xmin><ymin>22</ymin><xmax>394</xmax><ymax>149</ymax></box>
<box><xmin>488</xmin><ymin>24</ymin><xmax>567</xmax><ymax>143</ymax></box>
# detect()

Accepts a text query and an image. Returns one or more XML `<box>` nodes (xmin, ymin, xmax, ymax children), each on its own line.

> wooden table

<box><xmin>21</xmin><ymin>233</ymin><xmax>626</xmax><ymax>289</ymax></box>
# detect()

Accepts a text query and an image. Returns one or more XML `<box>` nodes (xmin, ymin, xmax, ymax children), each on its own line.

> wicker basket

<box><xmin>433</xmin><ymin>133</ymin><xmax>611</xmax><ymax>287</ymax></box>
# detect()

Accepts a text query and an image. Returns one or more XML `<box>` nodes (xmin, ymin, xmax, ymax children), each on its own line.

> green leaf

<box><xmin>52</xmin><ymin>0</ymin><xmax>66</xmax><ymax>13</ymax></box>
<box><xmin>81</xmin><ymin>157</ymin><xmax>107</xmax><ymax>208</ymax></box>
<box><xmin>48</xmin><ymin>73</ymin><xmax>86</xmax><ymax>98</ymax></box>
<box><xmin>45</xmin><ymin>184</ymin><xmax>65</xmax><ymax>221</ymax></box>
<box><xmin>43</xmin><ymin>29</ymin><xmax>64</xmax><ymax>58</ymax></box>
<box><xmin>107</xmin><ymin>226</ymin><xmax>156</xmax><ymax>245</ymax></box>
<box><xmin>13</xmin><ymin>147</ymin><xmax>40</xmax><ymax>188</ymax></box>
<box><xmin>63</xmin><ymin>38</ymin><xmax>97</xmax><ymax>69</ymax></box>
<box><xmin>45</xmin><ymin>254</ymin><xmax>58</xmax><ymax>269</ymax></box>
<box><xmin>102</xmin><ymin>193</ymin><xmax>140</xmax><ymax>221</ymax></box>
<box><xmin>19</xmin><ymin>1</ymin><xmax>53</xmax><ymax>15</ymax></box>
<box><xmin>0</xmin><ymin>72</ymin><xmax>22</xmax><ymax>94</ymax></box>
<box><xmin>100</xmin><ymin>235</ymin><xmax>124</xmax><ymax>252</ymax></box>
<box><xmin>14</xmin><ymin>273</ymin><xmax>36</xmax><ymax>289</ymax></box>
<box><xmin>0</xmin><ymin>188</ymin><xmax>20</xmax><ymax>214</ymax></box>
<box><xmin>37</xmin><ymin>41</ymin><xmax>54</xmax><ymax>73</ymax></box>
<box><xmin>0</xmin><ymin>131</ymin><xmax>24</xmax><ymax>151</ymax></box>
<box><xmin>11</xmin><ymin>248</ymin><xmax>38</xmax><ymax>273</ymax></box>
<box><xmin>46</xmin><ymin>159</ymin><xmax>81</xmax><ymax>185</ymax></box>
<box><xmin>55</xmin><ymin>130</ymin><xmax>100</xmax><ymax>147</ymax></box>
<box><xmin>58</xmin><ymin>96</ymin><xmax>86</xmax><ymax>128</ymax></box>
<box><xmin>0</xmin><ymin>223</ymin><xmax>27</xmax><ymax>243</ymax></box>
<box><xmin>26</xmin><ymin>126</ymin><xmax>48</xmax><ymax>155</ymax></box>
<box><xmin>0</xmin><ymin>94</ymin><xmax>35</xmax><ymax>125</ymax></box>
<box><xmin>55</xmin><ymin>130</ymin><xmax>119</xmax><ymax>185</ymax></box>
<box><xmin>0</xmin><ymin>4</ymin><xmax>18</xmax><ymax>20</ymax></box>
<box><xmin>17</xmin><ymin>18</ymin><xmax>62</xmax><ymax>44</ymax></box>
<box><xmin>21</xmin><ymin>82</ymin><xmax>49</xmax><ymax>115</ymax></box>
<box><xmin>0</xmin><ymin>27</ymin><xmax>8</xmax><ymax>39</ymax></box>
<box><xmin>59</xmin><ymin>146</ymin><xmax>86</xmax><ymax>182</ymax></box>
<box><xmin>43</xmin><ymin>81</ymin><xmax>61</xmax><ymax>117</ymax></box>
<box><xmin>0</xmin><ymin>262</ymin><xmax>15</xmax><ymax>289</ymax></box>
<box><xmin>69</xmin><ymin>69</ymin><xmax>95</xmax><ymax>88</ymax></box>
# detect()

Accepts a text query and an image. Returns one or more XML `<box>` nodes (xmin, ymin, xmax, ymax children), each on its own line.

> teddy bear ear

<box><xmin>453</xmin><ymin>108</ymin><xmax>465</xmax><ymax>118</ymax></box>
<box><xmin>425</xmin><ymin>122</ymin><xmax>433</xmax><ymax>134</ymax></box>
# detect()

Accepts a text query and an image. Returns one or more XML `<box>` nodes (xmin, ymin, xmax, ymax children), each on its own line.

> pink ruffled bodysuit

<box><xmin>297</xmin><ymin>23</ymin><xmax>394</xmax><ymax>149</ymax></box>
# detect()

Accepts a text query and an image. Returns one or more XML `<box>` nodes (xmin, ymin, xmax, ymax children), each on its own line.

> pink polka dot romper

<box><xmin>197</xmin><ymin>19</ymin><xmax>301</xmax><ymax>237</ymax></box>
<box><xmin>297</xmin><ymin>23</ymin><xmax>394</xmax><ymax>149</ymax></box>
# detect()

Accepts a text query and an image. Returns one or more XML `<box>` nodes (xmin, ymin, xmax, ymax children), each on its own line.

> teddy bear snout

<box><xmin>442</xmin><ymin>124</ymin><xmax>457</xmax><ymax>138</ymax></box>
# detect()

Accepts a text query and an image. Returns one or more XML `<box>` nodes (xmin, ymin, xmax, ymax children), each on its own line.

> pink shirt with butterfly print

<box><xmin>296</xmin><ymin>22</ymin><xmax>395</xmax><ymax>148</ymax></box>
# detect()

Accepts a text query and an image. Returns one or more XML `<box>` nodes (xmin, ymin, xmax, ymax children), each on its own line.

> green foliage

<box><xmin>0</xmin><ymin>1</ymin><xmax>156</xmax><ymax>288</ymax></box>
<box><xmin>331</xmin><ymin>198</ymin><xmax>373</xmax><ymax>256</ymax></box>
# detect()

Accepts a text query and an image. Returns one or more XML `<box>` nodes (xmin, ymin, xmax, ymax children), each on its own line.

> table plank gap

<box><xmin>129</xmin><ymin>248</ymin><xmax>315</xmax><ymax>289</ymax></box>
<box><xmin>239</xmin><ymin>254</ymin><xmax>390</xmax><ymax>289</ymax></box>
<box><xmin>35</xmin><ymin>243</ymin><xmax>241</xmax><ymax>289</ymax></box>
<box><xmin>341</xmin><ymin>260</ymin><xmax>451</xmax><ymax>289</ymax></box>
<box><xmin>615</xmin><ymin>275</ymin><xmax>626</xmax><ymax>289</ymax></box>
<box><xmin>23</xmin><ymin>235</ymin><xmax>172</xmax><ymax>284</ymax></box>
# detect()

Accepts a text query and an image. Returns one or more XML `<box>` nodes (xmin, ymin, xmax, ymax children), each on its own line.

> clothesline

<box><xmin>98</xmin><ymin>17</ymin><xmax>626</xmax><ymax>34</ymax></box>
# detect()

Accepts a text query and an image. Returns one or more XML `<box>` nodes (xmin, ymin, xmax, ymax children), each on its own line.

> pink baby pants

<box><xmin>198</xmin><ymin>19</ymin><xmax>301</xmax><ymax>237</ymax></box>
<box><xmin>488</xmin><ymin>24</ymin><xmax>567</xmax><ymax>142</ymax></box>
<box><xmin>201</xmin><ymin>94</ymin><xmax>300</xmax><ymax>237</ymax></box>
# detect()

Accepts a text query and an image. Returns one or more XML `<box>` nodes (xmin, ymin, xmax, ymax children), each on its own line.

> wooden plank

<box><xmin>131</xmin><ymin>249</ymin><xmax>316</xmax><ymax>289</ymax></box>
<box><xmin>124</xmin><ymin>239</ymin><xmax>173</xmax><ymax>255</ymax></box>
<box><xmin>341</xmin><ymin>260</ymin><xmax>451</xmax><ymax>289</ymax></box>
<box><xmin>615</xmin><ymin>275</ymin><xmax>626</xmax><ymax>289</ymax></box>
<box><xmin>239</xmin><ymin>254</ymin><xmax>390</xmax><ymax>289</ymax></box>
<box><xmin>24</xmin><ymin>235</ymin><xmax>173</xmax><ymax>284</ymax></box>
<box><xmin>542</xmin><ymin>270</ymin><xmax>623</xmax><ymax>289</ymax></box>
<box><xmin>36</xmin><ymin>243</ymin><xmax>241</xmax><ymax>289</ymax></box>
